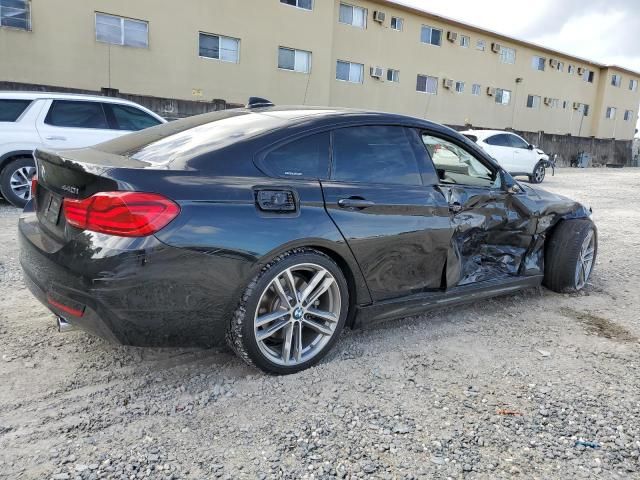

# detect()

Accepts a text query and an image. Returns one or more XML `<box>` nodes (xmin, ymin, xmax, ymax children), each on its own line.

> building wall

<box><xmin>1</xmin><ymin>0</ymin><xmax>639</xmax><ymax>140</ymax></box>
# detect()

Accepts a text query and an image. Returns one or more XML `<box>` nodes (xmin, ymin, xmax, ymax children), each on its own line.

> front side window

<box><xmin>611</xmin><ymin>74</ymin><xmax>622</xmax><ymax>87</ymax></box>
<box><xmin>96</xmin><ymin>13</ymin><xmax>148</xmax><ymax>48</ymax></box>
<box><xmin>499</xmin><ymin>46</ymin><xmax>516</xmax><ymax>64</ymax></box>
<box><xmin>45</xmin><ymin>101</ymin><xmax>109</xmax><ymax>129</ymax></box>
<box><xmin>508</xmin><ymin>135</ymin><xmax>529</xmax><ymax>149</ymax></box>
<box><xmin>199</xmin><ymin>32</ymin><xmax>240</xmax><ymax>63</ymax></box>
<box><xmin>339</xmin><ymin>3</ymin><xmax>366</xmax><ymax>28</ymax></box>
<box><xmin>420</xmin><ymin>25</ymin><xmax>442</xmax><ymax>46</ymax></box>
<box><xmin>263</xmin><ymin>132</ymin><xmax>329</xmax><ymax>180</ymax></box>
<box><xmin>472</xmin><ymin>84</ymin><xmax>481</xmax><ymax>96</ymax></box>
<box><xmin>278</xmin><ymin>47</ymin><xmax>311</xmax><ymax>73</ymax></box>
<box><xmin>532</xmin><ymin>56</ymin><xmax>546</xmax><ymax>71</ymax></box>
<box><xmin>526</xmin><ymin>95</ymin><xmax>541</xmax><ymax>108</ymax></box>
<box><xmin>606</xmin><ymin>107</ymin><xmax>617</xmax><ymax>119</ymax></box>
<box><xmin>0</xmin><ymin>99</ymin><xmax>31</xmax><ymax>122</ymax></box>
<box><xmin>496</xmin><ymin>88</ymin><xmax>511</xmax><ymax>105</ymax></box>
<box><xmin>108</xmin><ymin>104</ymin><xmax>161</xmax><ymax>131</ymax></box>
<box><xmin>417</xmin><ymin>75</ymin><xmax>438</xmax><ymax>94</ymax></box>
<box><xmin>630</xmin><ymin>79</ymin><xmax>638</xmax><ymax>92</ymax></box>
<box><xmin>390</xmin><ymin>16</ymin><xmax>403</xmax><ymax>31</ymax></box>
<box><xmin>280</xmin><ymin>0</ymin><xmax>313</xmax><ymax>10</ymax></box>
<box><xmin>455</xmin><ymin>81</ymin><xmax>465</xmax><ymax>93</ymax></box>
<box><xmin>332</xmin><ymin>126</ymin><xmax>424</xmax><ymax>186</ymax></box>
<box><xmin>336</xmin><ymin>60</ymin><xmax>364</xmax><ymax>83</ymax></box>
<box><xmin>387</xmin><ymin>68</ymin><xmax>400</xmax><ymax>83</ymax></box>
<box><xmin>422</xmin><ymin>134</ymin><xmax>494</xmax><ymax>188</ymax></box>
<box><xmin>0</xmin><ymin>0</ymin><xmax>30</xmax><ymax>30</ymax></box>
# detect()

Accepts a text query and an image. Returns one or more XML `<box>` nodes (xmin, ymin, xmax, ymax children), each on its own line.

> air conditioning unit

<box><xmin>577</xmin><ymin>67</ymin><xmax>585</xmax><ymax>75</ymax></box>
<box><xmin>549</xmin><ymin>59</ymin><xmax>558</xmax><ymax>68</ymax></box>
<box><xmin>442</xmin><ymin>78</ymin><xmax>453</xmax><ymax>89</ymax></box>
<box><xmin>491</xmin><ymin>43</ymin><xmax>501</xmax><ymax>53</ymax></box>
<box><xmin>544</xmin><ymin>97</ymin><xmax>552</xmax><ymax>106</ymax></box>
<box><xmin>447</xmin><ymin>31</ymin><xmax>458</xmax><ymax>42</ymax></box>
<box><xmin>370</xmin><ymin>66</ymin><xmax>384</xmax><ymax>79</ymax></box>
<box><xmin>373</xmin><ymin>11</ymin><xmax>386</xmax><ymax>23</ymax></box>
<box><xmin>573</xmin><ymin>102</ymin><xmax>581</xmax><ymax>110</ymax></box>
<box><xmin>486</xmin><ymin>87</ymin><xmax>496</xmax><ymax>96</ymax></box>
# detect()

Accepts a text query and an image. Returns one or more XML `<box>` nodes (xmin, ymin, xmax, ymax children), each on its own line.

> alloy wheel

<box><xmin>534</xmin><ymin>164</ymin><xmax>546</xmax><ymax>183</ymax></box>
<box><xmin>253</xmin><ymin>263</ymin><xmax>341</xmax><ymax>367</ymax></box>
<box><xmin>9</xmin><ymin>166</ymin><xmax>36</xmax><ymax>202</ymax></box>
<box><xmin>575</xmin><ymin>230</ymin><xmax>595</xmax><ymax>289</ymax></box>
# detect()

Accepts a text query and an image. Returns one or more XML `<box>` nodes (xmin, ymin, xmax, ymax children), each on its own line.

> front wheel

<box><xmin>529</xmin><ymin>161</ymin><xmax>546</xmax><ymax>184</ymax></box>
<box><xmin>0</xmin><ymin>157</ymin><xmax>36</xmax><ymax>208</ymax></box>
<box><xmin>227</xmin><ymin>249</ymin><xmax>349</xmax><ymax>374</ymax></box>
<box><xmin>544</xmin><ymin>220</ymin><xmax>597</xmax><ymax>293</ymax></box>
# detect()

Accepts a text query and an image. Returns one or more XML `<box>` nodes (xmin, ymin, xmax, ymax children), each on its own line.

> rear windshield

<box><xmin>0</xmin><ymin>99</ymin><xmax>32</xmax><ymax>122</ymax></box>
<box><xmin>93</xmin><ymin>110</ymin><xmax>288</xmax><ymax>165</ymax></box>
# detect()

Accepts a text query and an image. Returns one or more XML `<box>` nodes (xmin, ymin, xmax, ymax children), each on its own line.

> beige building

<box><xmin>1</xmin><ymin>0</ymin><xmax>639</xmax><ymax>140</ymax></box>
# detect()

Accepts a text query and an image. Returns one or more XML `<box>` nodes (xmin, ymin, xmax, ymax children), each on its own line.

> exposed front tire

<box><xmin>529</xmin><ymin>161</ymin><xmax>546</xmax><ymax>184</ymax></box>
<box><xmin>227</xmin><ymin>249</ymin><xmax>349</xmax><ymax>375</ymax></box>
<box><xmin>0</xmin><ymin>157</ymin><xmax>36</xmax><ymax>208</ymax></box>
<box><xmin>544</xmin><ymin>219</ymin><xmax>597</xmax><ymax>293</ymax></box>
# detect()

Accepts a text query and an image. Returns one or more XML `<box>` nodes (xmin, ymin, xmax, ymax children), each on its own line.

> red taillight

<box><xmin>63</xmin><ymin>192</ymin><xmax>180</xmax><ymax>237</ymax></box>
<box><xmin>31</xmin><ymin>173</ymin><xmax>38</xmax><ymax>201</ymax></box>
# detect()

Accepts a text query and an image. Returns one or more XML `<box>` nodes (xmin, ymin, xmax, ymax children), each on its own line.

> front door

<box><xmin>422</xmin><ymin>133</ymin><xmax>535</xmax><ymax>287</ymax></box>
<box><xmin>321</xmin><ymin>125</ymin><xmax>452</xmax><ymax>301</ymax></box>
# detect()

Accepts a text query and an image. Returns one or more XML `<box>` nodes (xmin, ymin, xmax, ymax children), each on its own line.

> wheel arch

<box><xmin>0</xmin><ymin>150</ymin><xmax>34</xmax><ymax>172</ymax></box>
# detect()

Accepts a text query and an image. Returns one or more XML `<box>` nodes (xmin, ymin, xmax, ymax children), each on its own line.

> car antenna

<box><xmin>247</xmin><ymin>97</ymin><xmax>275</xmax><ymax>109</ymax></box>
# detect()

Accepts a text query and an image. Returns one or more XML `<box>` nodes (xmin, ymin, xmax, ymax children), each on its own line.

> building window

<box><xmin>280</xmin><ymin>0</ymin><xmax>313</xmax><ymax>10</ymax></box>
<box><xmin>499</xmin><ymin>46</ymin><xmax>516</xmax><ymax>64</ymax></box>
<box><xmin>550</xmin><ymin>98</ymin><xmax>560</xmax><ymax>108</ymax></box>
<box><xmin>199</xmin><ymin>33</ymin><xmax>240</xmax><ymax>63</ymax></box>
<box><xmin>526</xmin><ymin>95</ymin><xmax>541</xmax><ymax>108</ymax></box>
<box><xmin>455</xmin><ymin>81</ymin><xmax>465</xmax><ymax>93</ymax></box>
<box><xmin>336</xmin><ymin>60</ymin><xmax>364</xmax><ymax>83</ymax></box>
<box><xmin>472</xmin><ymin>84</ymin><xmax>481</xmax><ymax>96</ymax></box>
<box><xmin>611</xmin><ymin>74</ymin><xmax>622</xmax><ymax>87</ymax></box>
<box><xmin>278</xmin><ymin>47</ymin><xmax>311</xmax><ymax>73</ymax></box>
<box><xmin>387</xmin><ymin>68</ymin><xmax>400</xmax><ymax>83</ymax></box>
<box><xmin>476</xmin><ymin>40</ymin><xmax>486</xmax><ymax>51</ymax></box>
<box><xmin>532</xmin><ymin>56</ymin><xmax>546</xmax><ymax>71</ymax></box>
<box><xmin>582</xmin><ymin>104</ymin><xmax>590</xmax><ymax>116</ymax></box>
<box><xmin>96</xmin><ymin>13</ymin><xmax>148</xmax><ymax>48</ymax></box>
<box><xmin>630</xmin><ymin>79</ymin><xmax>638</xmax><ymax>92</ymax></box>
<box><xmin>568</xmin><ymin>65</ymin><xmax>575</xmax><ymax>74</ymax></box>
<box><xmin>496</xmin><ymin>88</ymin><xmax>511</xmax><ymax>105</ymax></box>
<box><xmin>460</xmin><ymin>35</ymin><xmax>470</xmax><ymax>48</ymax></box>
<box><xmin>557</xmin><ymin>62</ymin><xmax>564</xmax><ymax>72</ymax></box>
<box><xmin>624</xmin><ymin>110</ymin><xmax>634</xmax><ymax>122</ymax></box>
<box><xmin>339</xmin><ymin>3</ymin><xmax>367</xmax><ymax>29</ymax></box>
<box><xmin>420</xmin><ymin>25</ymin><xmax>442</xmax><ymax>46</ymax></box>
<box><xmin>0</xmin><ymin>0</ymin><xmax>30</xmax><ymax>30</ymax></box>
<box><xmin>417</xmin><ymin>75</ymin><xmax>438</xmax><ymax>95</ymax></box>
<box><xmin>605</xmin><ymin>107</ymin><xmax>617</xmax><ymax>119</ymax></box>
<box><xmin>390</xmin><ymin>16</ymin><xmax>403</xmax><ymax>31</ymax></box>
<box><xmin>562</xmin><ymin>100</ymin><xmax>568</xmax><ymax>109</ymax></box>
<box><xmin>583</xmin><ymin>70</ymin><xmax>595</xmax><ymax>83</ymax></box>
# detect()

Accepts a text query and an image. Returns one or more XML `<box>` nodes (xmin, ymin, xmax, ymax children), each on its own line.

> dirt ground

<box><xmin>1</xmin><ymin>169</ymin><xmax>639</xmax><ymax>480</ymax></box>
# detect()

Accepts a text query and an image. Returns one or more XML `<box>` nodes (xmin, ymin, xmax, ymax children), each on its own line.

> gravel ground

<box><xmin>1</xmin><ymin>169</ymin><xmax>639</xmax><ymax>480</ymax></box>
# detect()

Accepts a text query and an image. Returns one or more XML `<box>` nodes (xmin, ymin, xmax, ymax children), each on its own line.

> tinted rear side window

<box><xmin>108</xmin><ymin>104</ymin><xmax>162</xmax><ymax>131</ymax></box>
<box><xmin>45</xmin><ymin>101</ymin><xmax>109</xmax><ymax>129</ymax></box>
<box><xmin>484</xmin><ymin>134</ymin><xmax>510</xmax><ymax>147</ymax></box>
<box><xmin>262</xmin><ymin>132</ymin><xmax>330</xmax><ymax>179</ymax></box>
<box><xmin>332</xmin><ymin>126</ymin><xmax>424</xmax><ymax>186</ymax></box>
<box><xmin>0</xmin><ymin>99</ymin><xmax>32</xmax><ymax>122</ymax></box>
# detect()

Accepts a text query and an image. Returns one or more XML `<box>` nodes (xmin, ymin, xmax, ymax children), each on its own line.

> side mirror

<box><xmin>528</xmin><ymin>144</ymin><xmax>535</xmax><ymax>150</ymax></box>
<box><xmin>500</xmin><ymin>169</ymin><xmax>521</xmax><ymax>193</ymax></box>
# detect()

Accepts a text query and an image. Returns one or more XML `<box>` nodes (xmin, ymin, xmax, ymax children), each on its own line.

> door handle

<box><xmin>338</xmin><ymin>198</ymin><xmax>376</xmax><ymax>209</ymax></box>
<box><xmin>45</xmin><ymin>136</ymin><xmax>67</xmax><ymax>141</ymax></box>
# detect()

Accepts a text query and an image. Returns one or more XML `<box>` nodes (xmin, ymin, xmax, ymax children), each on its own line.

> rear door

<box><xmin>35</xmin><ymin>100</ymin><xmax>122</xmax><ymax>149</ymax></box>
<box><xmin>482</xmin><ymin>134</ymin><xmax>516</xmax><ymax>172</ymax></box>
<box><xmin>321</xmin><ymin>125</ymin><xmax>452</xmax><ymax>302</ymax></box>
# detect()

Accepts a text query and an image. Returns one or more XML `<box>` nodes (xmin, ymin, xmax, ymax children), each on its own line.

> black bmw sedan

<box><xmin>19</xmin><ymin>102</ymin><xmax>597</xmax><ymax>374</ymax></box>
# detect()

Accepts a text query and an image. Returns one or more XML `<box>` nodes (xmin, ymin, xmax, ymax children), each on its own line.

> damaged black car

<box><xmin>19</xmin><ymin>103</ymin><xmax>597</xmax><ymax>374</ymax></box>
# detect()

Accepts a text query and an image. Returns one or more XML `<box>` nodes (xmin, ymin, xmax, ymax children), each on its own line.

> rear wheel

<box><xmin>529</xmin><ymin>161</ymin><xmax>546</xmax><ymax>184</ymax></box>
<box><xmin>544</xmin><ymin>220</ymin><xmax>597</xmax><ymax>293</ymax></box>
<box><xmin>0</xmin><ymin>157</ymin><xmax>36</xmax><ymax>208</ymax></box>
<box><xmin>227</xmin><ymin>249</ymin><xmax>349</xmax><ymax>374</ymax></box>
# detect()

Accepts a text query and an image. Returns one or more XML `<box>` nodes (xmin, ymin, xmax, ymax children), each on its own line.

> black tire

<box><xmin>227</xmin><ymin>248</ymin><xmax>349</xmax><ymax>375</ymax></box>
<box><xmin>0</xmin><ymin>157</ymin><xmax>36</xmax><ymax>208</ymax></box>
<box><xmin>544</xmin><ymin>219</ymin><xmax>598</xmax><ymax>293</ymax></box>
<box><xmin>529</xmin><ymin>161</ymin><xmax>546</xmax><ymax>184</ymax></box>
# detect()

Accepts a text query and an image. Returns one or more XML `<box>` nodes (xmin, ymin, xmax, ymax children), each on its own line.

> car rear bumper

<box><xmin>19</xmin><ymin>210</ymin><xmax>253</xmax><ymax>347</ymax></box>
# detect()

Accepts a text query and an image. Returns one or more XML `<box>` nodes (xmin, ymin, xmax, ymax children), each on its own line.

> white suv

<box><xmin>460</xmin><ymin>130</ymin><xmax>549</xmax><ymax>184</ymax></box>
<box><xmin>0</xmin><ymin>92</ymin><xmax>166</xmax><ymax>207</ymax></box>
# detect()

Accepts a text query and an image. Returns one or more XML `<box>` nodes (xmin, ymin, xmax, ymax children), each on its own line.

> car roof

<box><xmin>0</xmin><ymin>91</ymin><xmax>152</xmax><ymax>107</ymax></box>
<box><xmin>460</xmin><ymin>129</ymin><xmax>522</xmax><ymax>140</ymax></box>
